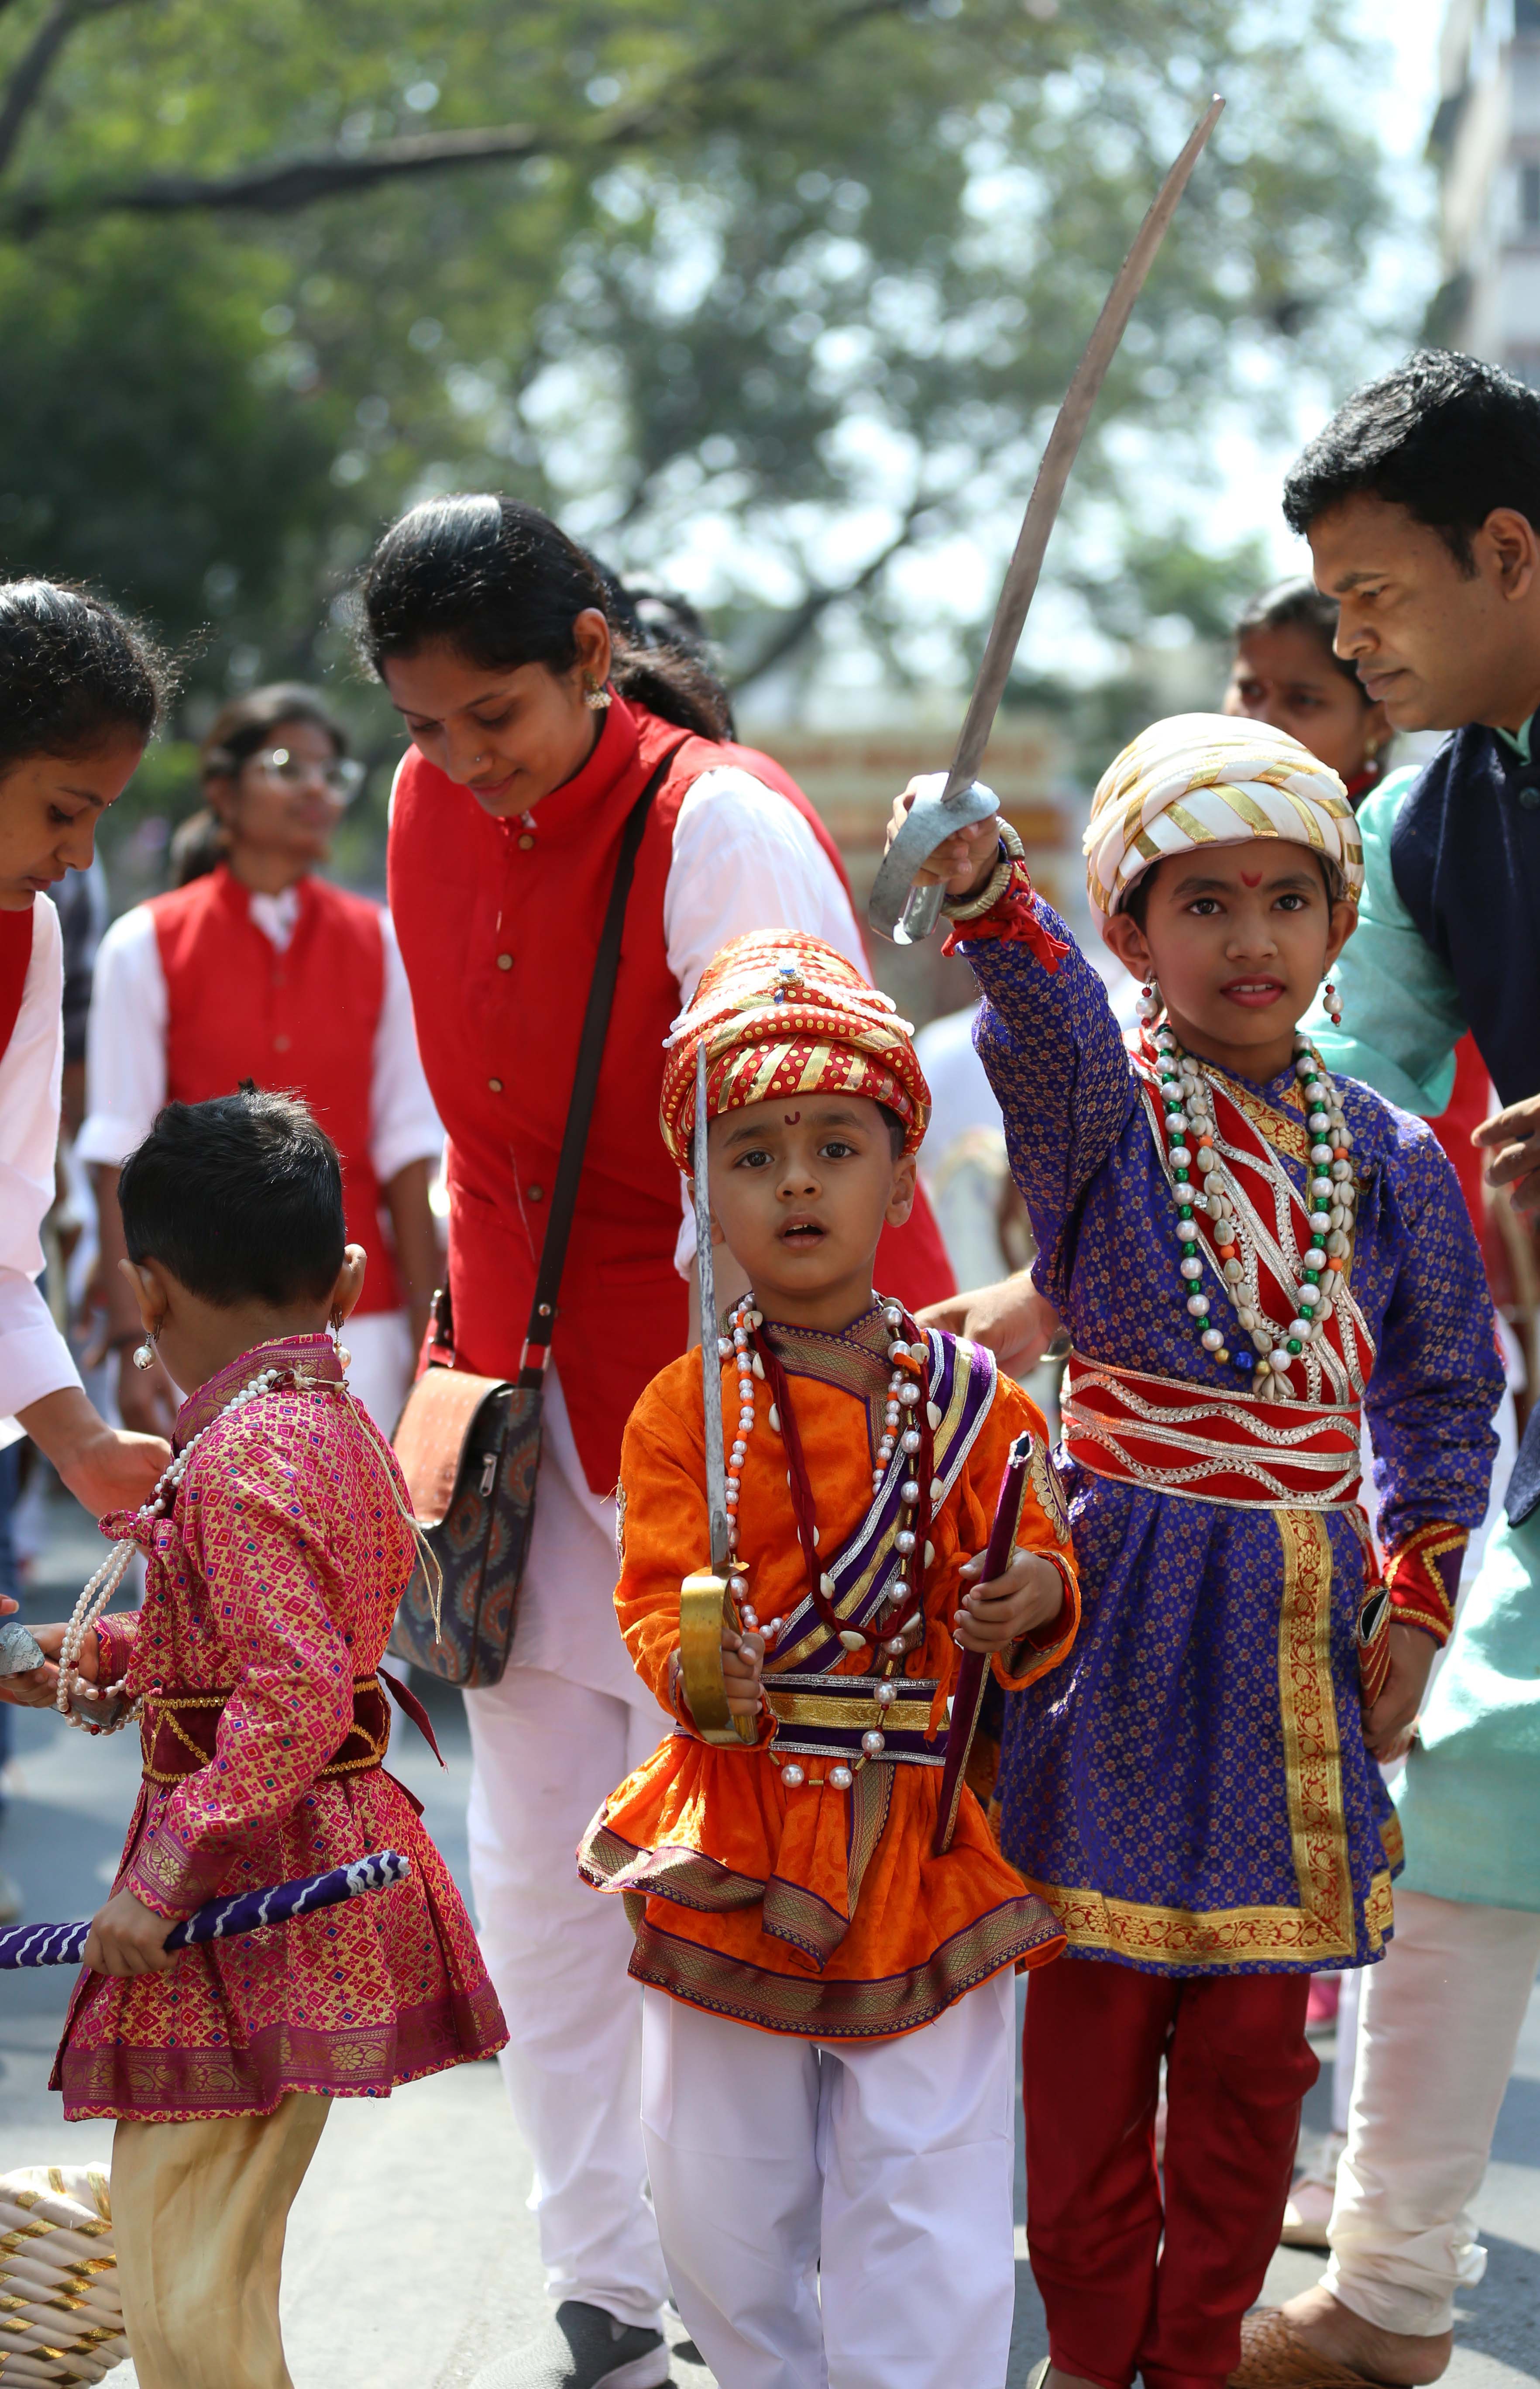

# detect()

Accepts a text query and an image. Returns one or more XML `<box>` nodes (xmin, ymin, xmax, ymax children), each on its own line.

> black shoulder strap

<box><xmin>517</xmin><ymin>743</ymin><xmax>684</xmax><ymax>1385</ymax></box>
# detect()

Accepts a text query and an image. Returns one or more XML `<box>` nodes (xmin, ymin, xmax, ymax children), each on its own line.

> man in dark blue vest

<box><xmin>1231</xmin><ymin>352</ymin><xmax>1540</xmax><ymax>2389</ymax></box>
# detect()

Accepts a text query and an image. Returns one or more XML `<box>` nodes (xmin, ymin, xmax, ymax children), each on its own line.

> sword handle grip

<box><xmin>678</xmin><ymin>1568</ymin><xmax>758</xmax><ymax>1747</ymax></box>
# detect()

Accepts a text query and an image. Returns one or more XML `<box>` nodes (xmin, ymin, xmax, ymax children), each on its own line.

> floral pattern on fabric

<box><xmin>53</xmin><ymin>1339</ymin><xmax>505</xmax><ymax>2119</ymax></box>
<box><xmin>959</xmin><ymin>893</ymin><xmax>1502</xmax><ymax>1975</ymax></box>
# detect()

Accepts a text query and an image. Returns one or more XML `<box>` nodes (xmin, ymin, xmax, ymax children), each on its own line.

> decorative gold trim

<box><xmin>763</xmin><ymin>1683</ymin><xmax>937</xmax><ymax>1730</ymax></box>
<box><xmin>1022</xmin><ymin>1866</ymin><xmax>1395</xmax><ymax>1967</ymax></box>
<box><xmin>1276</xmin><ymin>1507</ymin><xmax>1358</xmax><ymax>1957</ymax></box>
<box><xmin>626</xmin><ymin>1896</ymin><xmax>1064</xmax><ymax>2037</ymax></box>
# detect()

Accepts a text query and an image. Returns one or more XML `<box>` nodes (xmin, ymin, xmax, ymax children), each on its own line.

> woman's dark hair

<box><xmin>173</xmin><ymin>683</ymin><xmax>348</xmax><ymax>888</ymax></box>
<box><xmin>1233</xmin><ymin>579</ymin><xmax>1365</xmax><ymax>696</ymax></box>
<box><xmin>0</xmin><ymin>578</ymin><xmax>170</xmax><ymax>779</ymax></box>
<box><xmin>357</xmin><ymin>496</ymin><xmax>733</xmax><ymax>739</ymax></box>
<box><xmin>120</xmin><ymin>1084</ymin><xmax>344</xmax><ymax>1308</ymax></box>
<box><xmin>1282</xmin><ymin>349</ymin><xmax>1540</xmax><ymax>569</ymax></box>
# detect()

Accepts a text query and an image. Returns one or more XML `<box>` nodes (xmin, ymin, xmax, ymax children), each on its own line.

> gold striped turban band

<box><xmin>1083</xmin><ymin>712</ymin><xmax>1364</xmax><ymax>927</ymax></box>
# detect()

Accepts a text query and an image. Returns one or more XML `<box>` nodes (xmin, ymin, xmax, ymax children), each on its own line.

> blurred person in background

<box><xmin>361</xmin><ymin>494</ymin><xmax>954</xmax><ymax>2389</ymax></box>
<box><xmin>76</xmin><ymin>685</ymin><xmax>442</xmax><ymax>1438</ymax></box>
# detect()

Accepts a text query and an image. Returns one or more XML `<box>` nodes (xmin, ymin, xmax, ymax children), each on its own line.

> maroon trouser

<box><xmin>1024</xmin><ymin>1955</ymin><xmax>1318</xmax><ymax>2389</ymax></box>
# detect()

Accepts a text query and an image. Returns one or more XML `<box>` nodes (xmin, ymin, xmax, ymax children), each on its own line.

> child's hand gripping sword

<box><xmin>933</xmin><ymin>1433</ymin><xmax>1035</xmax><ymax>1856</ymax></box>
<box><xmin>868</xmin><ymin>94</ymin><xmax>1223</xmax><ymax>948</ymax></box>
<box><xmin>678</xmin><ymin>1043</ymin><xmax>758</xmax><ymax>1747</ymax></box>
<box><xmin>0</xmin><ymin>1850</ymin><xmax>411</xmax><ymax>1969</ymax></box>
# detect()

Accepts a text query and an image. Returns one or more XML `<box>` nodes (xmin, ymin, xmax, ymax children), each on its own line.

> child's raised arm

<box><xmin>884</xmin><ymin>779</ymin><xmax>1138</xmax><ymax>1309</ymax></box>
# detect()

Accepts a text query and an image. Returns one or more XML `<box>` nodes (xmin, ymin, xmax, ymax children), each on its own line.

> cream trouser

<box><xmin>640</xmin><ymin>1972</ymin><xmax>1018</xmax><ymax>2389</ymax></box>
<box><xmin>1325</xmin><ymin>1889</ymin><xmax>1540</xmax><ymax>2336</ymax></box>
<box><xmin>111</xmin><ymin>2093</ymin><xmax>330</xmax><ymax>2389</ymax></box>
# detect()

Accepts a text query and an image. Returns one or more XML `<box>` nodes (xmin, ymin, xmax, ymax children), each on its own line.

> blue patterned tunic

<box><xmin>962</xmin><ymin>900</ymin><xmax>1503</xmax><ymax>1975</ymax></box>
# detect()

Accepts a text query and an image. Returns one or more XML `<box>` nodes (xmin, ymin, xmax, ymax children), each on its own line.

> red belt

<box><xmin>140</xmin><ymin>1671</ymin><xmax>442</xmax><ymax>1788</ymax></box>
<box><xmin>1060</xmin><ymin>1355</ymin><xmax>1362</xmax><ymax>1509</ymax></box>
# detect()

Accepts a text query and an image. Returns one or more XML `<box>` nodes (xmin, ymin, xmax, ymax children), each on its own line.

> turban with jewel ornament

<box><xmin>660</xmin><ymin>931</ymin><xmax>931</xmax><ymax>1172</ymax></box>
<box><xmin>1083</xmin><ymin>711</ymin><xmax>1365</xmax><ymax>928</ymax></box>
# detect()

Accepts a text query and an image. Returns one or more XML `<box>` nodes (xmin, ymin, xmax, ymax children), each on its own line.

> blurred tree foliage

<box><xmin>0</xmin><ymin>0</ymin><xmax>1389</xmax><ymax>863</ymax></box>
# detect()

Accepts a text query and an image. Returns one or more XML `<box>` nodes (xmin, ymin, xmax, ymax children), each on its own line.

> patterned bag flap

<box><xmin>392</xmin><ymin>1365</ymin><xmax>507</xmax><ymax>1529</ymax></box>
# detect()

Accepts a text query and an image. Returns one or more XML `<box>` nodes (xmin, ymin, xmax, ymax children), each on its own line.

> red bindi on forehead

<box><xmin>784</xmin><ymin>1109</ymin><xmax>801</xmax><ymax>1123</ymax></box>
<box><xmin>1240</xmin><ymin>871</ymin><xmax>1262</xmax><ymax>886</ymax></box>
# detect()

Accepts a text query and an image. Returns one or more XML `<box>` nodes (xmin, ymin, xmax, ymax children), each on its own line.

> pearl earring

<box><xmin>131</xmin><ymin>1332</ymin><xmax>158</xmax><ymax>1373</ymax></box>
<box><xmin>1323</xmin><ymin>979</ymin><xmax>1342</xmax><ymax>1028</ymax></box>
<box><xmin>583</xmin><ymin>678</ymin><xmax>612</xmax><ymax>712</ymax></box>
<box><xmin>1135</xmin><ymin>978</ymin><xmax>1163</xmax><ymax>1026</ymax></box>
<box><xmin>329</xmin><ymin>1316</ymin><xmax>352</xmax><ymax>1372</ymax></box>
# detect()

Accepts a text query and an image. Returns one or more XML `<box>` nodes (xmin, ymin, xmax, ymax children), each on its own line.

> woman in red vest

<box><xmin>361</xmin><ymin>496</ymin><xmax>953</xmax><ymax>2389</ymax></box>
<box><xmin>80</xmin><ymin>685</ymin><xmax>442</xmax><ymax>1438</ymax></box>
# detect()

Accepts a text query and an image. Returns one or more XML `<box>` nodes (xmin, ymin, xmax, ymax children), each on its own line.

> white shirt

<box><xmin>0</xmin><ymin>895</ymin><xmax>81</xmax><ymax>1418</ymax></box>
<box><xmin>77</xmin><ymin>889</ymin><xmax>443</xmax><ymax>1186</ymax></box>
<box><xmin>659</xmin><ymin>764</ymin><xmax>869</xmax><ymax>1274</ymax></box>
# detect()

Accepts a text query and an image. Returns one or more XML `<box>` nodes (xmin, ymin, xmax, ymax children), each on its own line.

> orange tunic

<box><xmin>580</xmin><ymin>1315</ymin><xmax>1079</xmax><ymax>2038</ymax></box>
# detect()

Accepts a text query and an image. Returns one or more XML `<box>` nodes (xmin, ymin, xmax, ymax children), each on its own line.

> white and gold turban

<box><xmin>1083</xmin><ymin>713</ymin><xmax>1364</xmax><ymax>926</ymax></box>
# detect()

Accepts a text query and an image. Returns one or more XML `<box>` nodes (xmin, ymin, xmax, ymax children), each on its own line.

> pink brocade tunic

<box><xmin>52</xmin><ymin>1335</ymin><xmax>506</xmax><ymax>2121</ymax></box>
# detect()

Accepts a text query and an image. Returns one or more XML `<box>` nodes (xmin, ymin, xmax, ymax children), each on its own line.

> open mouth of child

<box><xmin>778</xmin><ymin>1216</ymin><xmax>828</xmax><ymax>1250</ymax></box>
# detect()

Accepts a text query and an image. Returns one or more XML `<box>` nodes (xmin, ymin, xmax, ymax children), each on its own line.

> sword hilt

<box><xmin>869</xmin><ymin>775</ymin><xmax>1001</xmax><ymax>946</ymax></box>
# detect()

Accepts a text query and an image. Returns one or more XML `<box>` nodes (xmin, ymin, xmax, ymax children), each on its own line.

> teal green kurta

<box><xmin>1305</xmin><ymin>762</ymin><xmax>1540</xmax><ymax>1915</ymax></box>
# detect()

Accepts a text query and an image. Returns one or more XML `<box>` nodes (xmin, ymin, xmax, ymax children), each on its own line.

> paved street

<box><xmin>1</xmin><ymin>1492</ymin><xmax>1536</xmax><ymax>2389</ymax></box>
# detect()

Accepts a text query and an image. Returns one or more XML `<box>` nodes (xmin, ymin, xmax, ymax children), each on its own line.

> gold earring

<box><xmin>583</xmin><ymin>677</ymin><xmax>612</xmax><ymax>712</ymax></box>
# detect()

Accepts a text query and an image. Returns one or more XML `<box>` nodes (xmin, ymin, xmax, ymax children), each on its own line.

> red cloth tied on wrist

<box><xmin>941</xmin><ymin>859</ymin><xmax>1071</xmax><ymax>971</ymax></box>
<box><xmin>1382</xmin><ymin>1521</ymin><xmax>1467</xmax><ymax>1645</ymax></box>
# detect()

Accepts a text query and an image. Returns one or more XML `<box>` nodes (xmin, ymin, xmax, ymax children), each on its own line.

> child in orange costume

<box><xmin>579</xmin><ymin>931</ymin><xmax>1079</xmax><ymax>2389</ymax></box>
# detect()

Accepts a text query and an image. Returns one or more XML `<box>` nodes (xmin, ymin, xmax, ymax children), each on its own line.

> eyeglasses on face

<box><xmin>255</xmin><ymin>747</ymin><xmax>366</xmax><ymax>804</ymax></box>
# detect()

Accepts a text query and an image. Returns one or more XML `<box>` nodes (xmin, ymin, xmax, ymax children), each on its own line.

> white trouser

<box><xmin>640</xmin><ymin>1971</ymin><xmax>1018</xmax><ymax>2389</ymax></box>
<box><xmin>464</xmin><ymin>1370</ymin><xmax>671</xmax><ymax>2334</ymax></box>
<box><xmin>1325</xmin><ymin>1889</ymin><xmax>1540</xmax><ymax>2336</ymax></box>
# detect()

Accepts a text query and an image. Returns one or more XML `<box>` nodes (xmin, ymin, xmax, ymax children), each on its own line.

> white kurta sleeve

<box><xmin>663</xmin><ymin>767</ymin><xmax>867</xmax><ymax>1005</ymax></box>
<box><xmin>662</xmin><ymin>767</ymin><xmax>870</xmax><ymax>1273</ymax></box>
<box><xmin>370</xmin><ymin>910</ymin><xmax>443</xmax><ymax>1186</ymax></box>
<box><xmin>0</xmin><ymin>897</ymin><xmax>80</xmax><ymax>1414</ymax></box>
<box><xmin>75</xmin><ymin>905</ymin><xmax>168</xmax><ymax>1170</ymax></box>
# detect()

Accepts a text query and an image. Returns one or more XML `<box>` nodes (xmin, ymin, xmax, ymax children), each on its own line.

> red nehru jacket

<box><xmin>148</xmin><ymin>865</ymin><xmax>402</xmax><ymax>1315</ymax></box>
<box><xmin>388</xmin><ymin>696</ymin><xmax>954</xmax><ymax>1496</ymax></box>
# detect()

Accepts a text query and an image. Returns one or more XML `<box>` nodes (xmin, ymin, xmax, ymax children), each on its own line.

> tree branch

<box><xmin>0</xmin><ymin>0</ymin><xmax>140</xmax><ymax>179</ymax></box>
<box><xmin>731</xmin><ymin>502</ymin><xmax>935</xmax><ymax>693</ymax></box>
<box><xmin>0</xmin><ymin>0</ymin><xmax>914</xmax><ymax>235</ymax></box>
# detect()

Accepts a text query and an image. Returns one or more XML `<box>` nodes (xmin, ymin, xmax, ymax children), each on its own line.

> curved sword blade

<box><xmin>870</xmin><ymin>93</ymin><xmax>1225</xmax><ymax>943</ymax></box>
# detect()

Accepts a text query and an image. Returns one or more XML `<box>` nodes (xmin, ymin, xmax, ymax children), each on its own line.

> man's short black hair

<box><xmin>119</xmin><ymin>1085</ymin><xmax>345</xmax><ymax>1308</ymax></box>
<box><xmin>1282</xmin><ymin>350</ymin><xmax>1540</xmax><ymax>571</ymax></box>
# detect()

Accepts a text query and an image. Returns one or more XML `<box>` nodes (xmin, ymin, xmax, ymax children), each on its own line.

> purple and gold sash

<box><xmin>765</xmin><ymin>1327</ymin><xmax>998</xmax><ymax>1679</ymax></box>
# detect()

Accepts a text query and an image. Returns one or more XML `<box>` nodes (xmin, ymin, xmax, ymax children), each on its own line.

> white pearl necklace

<box><xmin>55</xmin><ymin>1365</ymin><xmax>285</xmax><ymax>1733</ymax></box>
<box><xmin>1145</xmin><ymin>1011</ymin><xmax>1357</xmax><ymax>1397</ymax></box>
<box><xmin>717</xmin><ymin>1294</ymin><xmax>935</xmax><ymax>1792</ymax></box>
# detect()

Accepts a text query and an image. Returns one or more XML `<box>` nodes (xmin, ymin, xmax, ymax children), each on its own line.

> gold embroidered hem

<box><xmin>1275</xmin><ymin>1508</ymin><xmax>1358</xmax><ymax>1958</ymax></box>
<box><xmin>626</xmin><ymin>1896</ymin><xmax>1064</xmax><ymax>2039</ymax></box>
<box><xmin>1021</xmin><ymin>1868</ymin><xmax>1394</xmax><ymax>1971</ymax></box>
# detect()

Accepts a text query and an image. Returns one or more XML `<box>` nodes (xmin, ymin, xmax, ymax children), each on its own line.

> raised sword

<box><xmin>869</xmin><ymin>93</ymin><xmax>1224</xmax><ymax>945</ymax></box>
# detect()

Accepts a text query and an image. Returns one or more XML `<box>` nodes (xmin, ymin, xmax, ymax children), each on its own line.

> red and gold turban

<box><xmin>660</xmin><ymin>932</ymin><xmax>931</xmax><ymax>1171</ymax></box>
